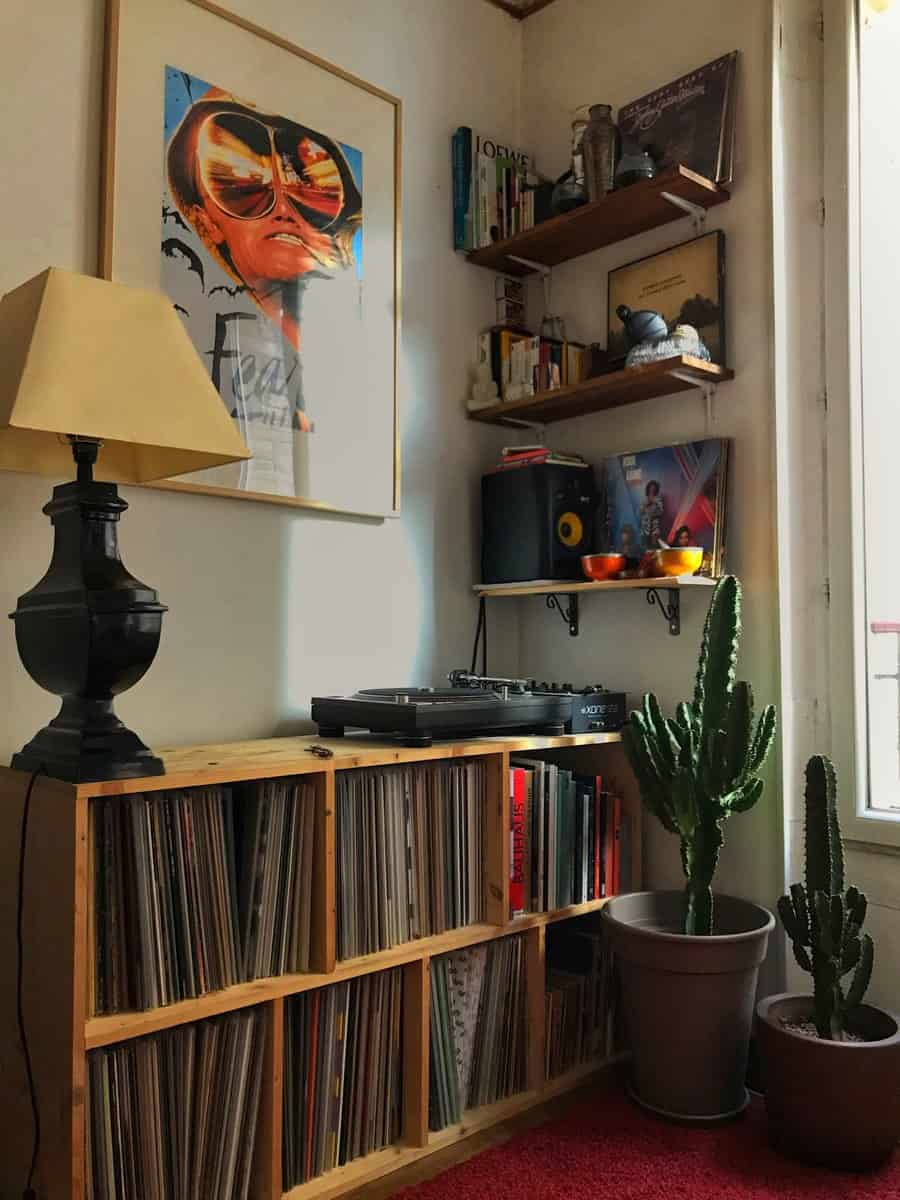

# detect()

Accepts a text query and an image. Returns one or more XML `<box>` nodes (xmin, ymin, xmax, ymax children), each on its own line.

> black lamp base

<box><xmin>12</xmin><ymin>698</ymin><xmax>165</xmax><ymax>783</ymax></box>
<box><xmin>10</xmin><ymin>439</ymin><xmax>168</xmax><ymax>785</ymax></box>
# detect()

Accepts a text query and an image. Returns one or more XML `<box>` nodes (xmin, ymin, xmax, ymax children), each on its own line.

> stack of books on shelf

<box><xmin>336</xmin><ymin>760</ymin><xmax>486</xmax><ymax>960</ymax></box>
<box><xmin>491</xmin><ymin>444</ymin><xmax>590</xmax><ymax>473</ymax></box>
<box><xmin>283</xmin><ymin>970</ymin><xmax>403</xmax><ymax>1187</ymax></box>
<box><xmin>90</xmin><ymin>779</ymin><xmax>316</xmax><ymax>1014</ymax></box>
<box><xmin>87</xmin><ymin>1008</ymin><xmax>266</xmax><ymax>1200</ymax></box>
<box><xmin>478</xmin><ymin>328</ymin><xmax>589</xmax><ymax>403</ymax></box>
<box><xmin>509</xmin><ymin>762</ymin><xmax>630</xmax><ymax>918</ymax></box>
<box><xmin>544</xmin><ymin>922</ymin><xmax>618</xmax><ymax>1080</ymax></box>
<box><xmin>429</xmin><ymin>936</ymin><xmax>528</xmax><ymax>1131</ymax></box>
<box><xmin>452</xmin><ymin>127</ymin><xmax>540</xmax><ymax>251</ymax></box>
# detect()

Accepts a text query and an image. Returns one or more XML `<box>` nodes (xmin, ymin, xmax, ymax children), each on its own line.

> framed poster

<box><xmin>606</xmin><ymin>231</ymin><xmax>726</xmax><ymax>369</ymax></box>
<box><xmin>101</xmin><ymin>0</ymin><xmax>401</xmax><ymax>517</ymax></box>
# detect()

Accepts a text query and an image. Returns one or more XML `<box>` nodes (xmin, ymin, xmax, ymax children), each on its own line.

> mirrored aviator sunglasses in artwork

<box><xmin>197</xmin><ymin>110</ymin><xmax>361</xmax><ymax>229</ymax></box>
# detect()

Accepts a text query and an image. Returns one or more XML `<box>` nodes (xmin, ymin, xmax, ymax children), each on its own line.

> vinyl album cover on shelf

<box><xmin>606</xmin><ymin>231</ymin><xmax>726</xmax><ymax>367</ymax></box>
<box><xmin>617</xmin><ymin>51</ymin><xmax>738</xmax><ymax>184</ymax></box>
<box><xmin>601</xmin><ymin>438</ymin><xmax>730</xmax><ymax>576</ymax></box>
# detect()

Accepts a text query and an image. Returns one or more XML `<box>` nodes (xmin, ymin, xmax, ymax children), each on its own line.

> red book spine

<box><xmin>593</xmin><ymin>775</ymin><xmax>602</xmax><ymax>900</ymax></box>
<box><xmin>611</xmin><ymin>795</ymin><xmax>623</xmax><ymax>896</ymax></box>
<box><xmin>601</xmin><ymin>790</ymin><xmax>614</xmax><ymax>898</ymax></box>
<box><xmin>509</xmin><ymin>767</ymin><xmax>526</xmax><ymax>916</ymax></box>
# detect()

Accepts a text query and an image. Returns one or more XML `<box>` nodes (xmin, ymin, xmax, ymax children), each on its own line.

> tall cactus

<box><xmin>778</xmin><ymin>756</ymin><xmax>874</xmax><ymax>1040</ymax></box>
<box><xmin>622</xmin><ymin>576</ymin><xmax>777</xmax><ymax>935</ymax></box>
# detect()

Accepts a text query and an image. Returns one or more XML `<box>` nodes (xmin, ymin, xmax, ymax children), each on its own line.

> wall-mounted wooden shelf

<box><xmin>475</xmin><ymin>575</ymin><xmax>715</xmax><ymax>598</ymax></box>
<box><xmin>475</xmin><ymin>574</ymin><xmax>716</xmax><ymax>637</ymax></box>
<box><xmin>469</xmin><ymin>357</ymin><xmax>733</xmax><ymax>427</ymax></box>
<box><xmin>466</xmin><ymin>165</ymin><xmax>729</xmax><ymax>276</ymax></box>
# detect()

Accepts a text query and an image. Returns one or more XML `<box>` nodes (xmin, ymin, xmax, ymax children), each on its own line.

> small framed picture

<box><xmin>606</xmin><ymin>230</ymin><xmax>726</xmax><ymax>368</ymax></box>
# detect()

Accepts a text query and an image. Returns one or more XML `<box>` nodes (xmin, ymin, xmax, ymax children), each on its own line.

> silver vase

<box><xmin>582</xmin><ymin>103</ymin><xmax>618</xmax><ymax>201</ymax></box>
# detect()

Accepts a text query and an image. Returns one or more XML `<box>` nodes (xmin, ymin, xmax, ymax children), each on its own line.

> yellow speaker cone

<box><xmin>557</xmin><ymin>511</ymin><xmax>583</xmax><ymax>547</ymax></box>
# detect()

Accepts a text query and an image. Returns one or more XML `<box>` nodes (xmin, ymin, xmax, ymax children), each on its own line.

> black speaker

<box><xmin>481</xmin><ymin>463</ymin><xmax>597</xmax><ymax>584</ymax></box>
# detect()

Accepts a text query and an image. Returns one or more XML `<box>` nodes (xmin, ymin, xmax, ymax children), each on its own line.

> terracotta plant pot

<box><xmin>757</xmin><ymin>993</ymin><xmax>900</xmax><ymax>1170</ymax></box>
<box><xmin>602</xmin><ymin>891</ymin><xmax>774</xmax><ymax>1120</ymax></box>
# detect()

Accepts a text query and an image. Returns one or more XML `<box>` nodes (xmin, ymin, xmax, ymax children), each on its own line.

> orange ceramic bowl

<box><xmin>653</xmin><ymin>547</ymin><xmax>704</xmax><ymax>577</ymax></box>
<box><xmin>581</xmin><ymin>552</ymin><xmax>626</xmax><ymax>582</ymax></box>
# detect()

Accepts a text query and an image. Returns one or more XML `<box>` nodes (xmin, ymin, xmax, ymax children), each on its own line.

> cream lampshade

<box><xmin>0</xmin><ymin>266</ymin><xmax>252</xmax><ymax>783</ymax></box>
<box><xmin>0</xmin><ymin>266</ymin><xmax>250</xmax><ymax>480</ymax></box>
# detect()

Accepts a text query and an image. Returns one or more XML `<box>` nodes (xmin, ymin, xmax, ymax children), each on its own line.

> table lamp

<box><xmin>0</xmin><ymin>267</ymin><xmax>251</xmax><ymax>783</ymax></box>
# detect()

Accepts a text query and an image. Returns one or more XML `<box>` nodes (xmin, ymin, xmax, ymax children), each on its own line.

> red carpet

<box><xmin>395</xmin><ymin>1090</ymin><xmax>900</xmax><ymax>1199</ymax></box>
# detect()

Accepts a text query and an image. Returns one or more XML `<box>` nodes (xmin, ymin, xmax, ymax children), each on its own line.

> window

<box><xmin>825</xmin><ymin>0</ymin><xmax>900</xmax><ymax>841</ymax></box>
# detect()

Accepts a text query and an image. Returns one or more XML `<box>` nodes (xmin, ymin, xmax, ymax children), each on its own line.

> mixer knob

<box><xmin>551</xmin><ymin>682</ymin><xmax>558</xmax><ymax>691</ymax></box>
<box><xmin>563</xmin><ymin>682</ymin><xmax>573</xmax><ymax>693</ymax></box>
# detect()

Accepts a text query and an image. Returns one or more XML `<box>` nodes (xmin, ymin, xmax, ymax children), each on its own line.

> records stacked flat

<box><xmin>429</xmin><ymin>936</ymin><xmax>526</xmax><ymax>1130</ymax></box>
<box><xmin>336</xmin><ymin>760</ymin><xmax>486</xmax><ymax>960</ymax></box>
<box><xmin>86</xmin><ymin>1008</ymin><xmax>265</xmax><ymax>1200</ymax></box>
<box><xmin>283</xmin><ymin>969</ymin><xmax>403</xmax><ymax>1186</ymax></box>
<box><xmin>545</xmin><ymin>924</ymin><xmax>616</xmax><ymax>1080</ymax></box>
<box><xmin>92</xmin><ymin>779</ymin><xmax>316</xmax><ymax>1015</ymax></box>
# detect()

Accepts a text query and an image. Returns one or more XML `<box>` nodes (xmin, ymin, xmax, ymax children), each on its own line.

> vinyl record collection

<box><xmin>509</xmin><ymin>762</ymin><xmax>629</xmax><ymax>918</ymax></box>
<box><xmin>87</xmin><ymin>1008</ymin><xmax>265</xmax><ymax>1200</ymax></box>
<box><xmin>336</xmin><ymin>760</ymin><xmax>486</xmax><ymax>960</ymax></box>
<box><xmin>283</xmin><ymin>969</ymin><xmax>403</xmax><ymax>1187</ymax></box>
<box><xmin>544</xmin><ymin>923</ymin><xmax>618</xmax><ymax>1081</ymax></box>
<box><xmin>91</xmin><ymin>779</ymin><xmax>316</xmax><ymax>1014</ymax></box>
<box><xmin>428</xmin><ymin>935</ymin><xmax>528</xmax><ymax>1131</ymax></box>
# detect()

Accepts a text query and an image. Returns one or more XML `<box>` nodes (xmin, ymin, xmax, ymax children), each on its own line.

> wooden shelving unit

<box><xmin>0</xmin><ymin>730</ymin><xmax>639</xmax><ymax>1200</ymax></box>
<box><xmin>469</xmin><ymin>356</ymin><xmax>732</xmax><ymax>426</ymax></box>
<box><xmin>466</xmin><ymin>164</ymin><xmax>729</xmax><ymax>276</ymax></box>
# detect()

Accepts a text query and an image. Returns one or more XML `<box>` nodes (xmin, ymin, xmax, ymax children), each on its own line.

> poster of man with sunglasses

<box><xmin>161</xmin><ymin>66</ymin><xmax>363</xmax><ymax>497</ymax></box>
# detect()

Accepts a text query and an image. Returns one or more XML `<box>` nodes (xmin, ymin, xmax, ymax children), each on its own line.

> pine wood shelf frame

<box><xmin>468</xmin><ymin>356</ymin><xmax>733</xmax><ymax>427</ymax></box>
<box><xmin>0</xmin><ymin>731</ymin><xmax>640</xmax><ymax>1200</ymax></box>
<box><xmin>466</xmin><ymin>164</ymin><xmax>729</xmax><ymax>276</ymax></box>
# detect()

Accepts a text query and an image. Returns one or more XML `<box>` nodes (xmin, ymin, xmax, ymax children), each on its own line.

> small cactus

<box><xmin>778</xmin><ymin>756</ymin><xmax>874</xmax><ymax>1040</ymax></box>
<box><xmin>622</xmin><ymin>576</ymin><xmax>777</xmax><ymax>935</ymax></box>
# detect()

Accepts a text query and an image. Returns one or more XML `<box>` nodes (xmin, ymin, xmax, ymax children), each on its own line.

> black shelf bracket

<box><xmin>546</xmin><ymin>593</ymin><xmax>579</xmax><ymax>637</ymax></box>
<box><xmin>646</xmin><ymin>587</ymin><xmax>681</xmax><ymax>636</ymax></box>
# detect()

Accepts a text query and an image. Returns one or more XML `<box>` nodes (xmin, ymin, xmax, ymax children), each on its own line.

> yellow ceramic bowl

<box><xmin>653</xmin><ymin>547</ymin><xmax>704</xmax><ymax>577</ymax></box>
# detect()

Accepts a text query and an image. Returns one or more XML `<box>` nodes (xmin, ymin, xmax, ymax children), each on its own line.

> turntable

<box><xmin>311</xmin><ymin>676</ymin><xmax>570</xmax><ymax>746</ymax></box>
<box><xmin>311</xmin><ymin>671</ymin><xmax>625</xmax><ymax>746</ymax></box>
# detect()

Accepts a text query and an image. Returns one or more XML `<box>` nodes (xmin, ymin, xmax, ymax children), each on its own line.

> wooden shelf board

<box><xmin>543</xmin><ymin>1052</ymin><xmax>627</xmax><ymax>1100</ymax></box>
<box><xmin>475</xmin><ymin>574</ymin><xmax>716</xmax><ymax>599</ymax></box>
<box><xmin>0</xmin><ymin>730</ymin><xmax>622</xmax><ymax>800</ymax></box>
<box><xmin>469</xmin><ymin>356</ymin><xmax>733</xmax><ymax>426</ymax></box>
<box><xmin>466</xmin><ymin>164</ymin><xmax>729</xmax><ymax>275</ymax></box>
<box><xmin>85</xmin><ymin>899</ymin><xmax>614</xmax><ymax>1049</ymax></box>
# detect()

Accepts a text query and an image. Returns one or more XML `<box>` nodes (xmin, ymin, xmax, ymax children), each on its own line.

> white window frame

<box><xmin>824</xmin><ymin>0</ymin><xmax>900</xmax><ymax>845</ymax></box>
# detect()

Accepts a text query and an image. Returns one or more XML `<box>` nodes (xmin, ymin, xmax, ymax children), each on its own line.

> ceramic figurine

<box><xmin>616</xmin><ymin>304</ymin><xmax>668</xmax><ymax>347</ymax></box>
<box><xmin>670</xmin><ymin>323</ymin><xmax>711</xmax><ymax>361</ymax></box>
<box><xmin>468</xmin><ymin>362</ymin><xmax>499</xmax><ymax>412</ymax></box>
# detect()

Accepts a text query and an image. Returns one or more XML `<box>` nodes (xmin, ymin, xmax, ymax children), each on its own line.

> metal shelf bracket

<box><xmin>668</xmin><ymin>368</ymin><xmax>717</xmax><ymax>429</ymax></box>
<box><xmin>660</xmin><ymin>189</ymin><xmax>708</xmax><ymax>236</ymax></box>
<box><xmin>646</xmin><ymin>587</ymin><xmax>681</xmax><ymax>636</ymax></box>
<box><xmin>546</xmin><ymin>592</ymin><xmax>579</xmax><ymax>637</ymax></box>
<box><xmin>506</xmin><ymin>254</ymin><xmax>553</xmax><ymax>277</ymax></box>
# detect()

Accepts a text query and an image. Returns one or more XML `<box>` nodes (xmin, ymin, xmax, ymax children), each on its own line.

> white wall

<box><xmin>518</xmin><ymin>0</ymin><xmax>783</xmax><ymax>929</ymax></box>
<box><xmin>0</xmin><ymin>0</ymin><xmax>520</xmax><ymax>760</ymax></box>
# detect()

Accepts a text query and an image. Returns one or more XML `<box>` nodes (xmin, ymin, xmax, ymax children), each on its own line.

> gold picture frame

<box><xmin>101</xmin><ymin>0</ymin><xmax>402</xmax><ymax>519</ymax></box>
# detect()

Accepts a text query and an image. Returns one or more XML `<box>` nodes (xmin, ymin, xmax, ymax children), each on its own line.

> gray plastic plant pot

<box><xmin>602</xmin><ymin>890</ymin><xmax>774</xmax><ymax>1120</ymax></box>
